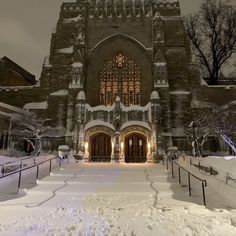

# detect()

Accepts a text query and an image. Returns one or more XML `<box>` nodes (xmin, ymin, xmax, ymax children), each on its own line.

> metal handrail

<box><xmin>163</xmin><ymin>158</ymin><xmax>207</xmax><ymax>206</ymax></box>
<box><xmin>0</xmin><ymin>156</ymin><xmax>56</xmax><ymax>178</ymax></box>
<box><xmin>0</xmin><ymin>155</ymin><xmax>36</xmax><ymax>168</ymax></box>
<box><xmin>175</xmin><ymin>160</ymin><xmax>207</xmax><ymax>185</ymax></box>
<box><xmin>0</xmin><ymin>156</ymin><xmax>61</xmax><ymax>192</ymax></box>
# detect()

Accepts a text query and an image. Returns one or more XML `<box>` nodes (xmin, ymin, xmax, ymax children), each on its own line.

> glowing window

<box><xmin>99</xmin><ymin>53</ymin><xmax>141</xmax><ymax>106</ymax></box>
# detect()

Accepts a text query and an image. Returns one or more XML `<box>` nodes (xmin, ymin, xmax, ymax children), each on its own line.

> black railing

<box><xmin>163</xmin><ymin>158</ymin><xmax>207</xmax><ymax>206</ymax></box>
<box><xmin>0</xmin><ymin>156</ymin><xmax>65</xmax><ymax>192</ymax></box>
<box><xmin>0</xmin><ymin>155</ymin><xmax>37</xmax><ymax>174</ymax></box>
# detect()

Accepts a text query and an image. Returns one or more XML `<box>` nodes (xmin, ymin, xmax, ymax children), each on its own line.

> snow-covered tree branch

<box><xmin>11</xmin><ymin>113</ymin><xmax>65</xmax><ymax>156</ymax></box>
<box><xmin>186</xmin><ymin>0</ymin><xmax>236</xmax><ymax>84</ymax></box>
<box><xmin>186</xmin><ymin>105</ymin><xmax>236</xmax><ymax>157</ymax></box>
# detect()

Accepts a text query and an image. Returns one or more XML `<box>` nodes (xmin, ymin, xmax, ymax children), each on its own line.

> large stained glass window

<box><xmin>100</xmin><ymin>53</ymin><xmax>141</xmax><ymax>106</ymax></box>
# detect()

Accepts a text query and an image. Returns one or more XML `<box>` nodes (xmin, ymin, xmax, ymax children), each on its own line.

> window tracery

<box><xmin>100</xmin><ymin>53</ymin><xmax>141</xmax><ymax>106</ymax></box>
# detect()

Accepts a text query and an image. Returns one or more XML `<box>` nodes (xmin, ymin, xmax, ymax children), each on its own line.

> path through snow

<box><xmin>0</xmin><ymin>161</ymin><xmax>236</xmax><ymax>235</ymax></box>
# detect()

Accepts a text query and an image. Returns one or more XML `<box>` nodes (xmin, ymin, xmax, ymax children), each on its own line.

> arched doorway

<box><xmin>124</xmin><ymin>133</ymin><xmax>147</xmax><ymax>163</ymax></box>
<box><xmin>90</xmin><ymin>133</ymin><xmax>111</xmax><ymax>162</ymax></box>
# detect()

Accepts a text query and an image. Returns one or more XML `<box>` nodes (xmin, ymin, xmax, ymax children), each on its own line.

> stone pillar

<box><xmin>65</xmin><ymin>94</ymin><xmax>75</xmax><ymax>147</ymax></box>
<box><xmin>150</xmin><ymin>91</ymin><xmax>161</xmax><ymax>162</ymax></box>
<box><xmin>75</xmin><ymin>91</ymin><xmax>86</xmax><ymax>156</ymax></box>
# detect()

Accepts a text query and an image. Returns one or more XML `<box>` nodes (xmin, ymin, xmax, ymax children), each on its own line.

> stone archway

<box><xmin>86</xmin><ymin>34</ymin><xmax>152</xmax><ymax>106</ymax></box>
<box><xmin>90</xmin><ymin>133</ymin><xmax>112</xmax><ymax>162</ymax></box>
<box><xmin>124</xmin><ymin>132</ymin><xmax>147</xmax><ymax>163</ymax></box>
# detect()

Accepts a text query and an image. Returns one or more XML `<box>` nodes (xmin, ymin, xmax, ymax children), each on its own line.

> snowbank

<box><xmin>23</xmin><ymin>101</ymin><xmax>48</xmax><ymax>110</ymax></box>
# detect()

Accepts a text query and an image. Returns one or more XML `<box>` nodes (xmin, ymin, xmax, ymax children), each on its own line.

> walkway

<box><xmin>0</xmin><ymin>160</ymin><xmax>235</xmax><ymax>236</ymax></box>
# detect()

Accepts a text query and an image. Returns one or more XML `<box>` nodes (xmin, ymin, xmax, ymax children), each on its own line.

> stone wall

<box><xmin>0</xmin><ymin>87</ymin><xmax>47</xmax><ymax>108</ymax></box>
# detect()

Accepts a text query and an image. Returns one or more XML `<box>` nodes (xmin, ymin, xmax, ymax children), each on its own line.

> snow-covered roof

<box><xmin>0</xmin><ymin>86</ymin><xmax>35</xmax><ymax>91</ymax></box>
<box><xmin>200</xmin><ymin>78</ymin><xmax>208</xmax><ymax>86</ymax></box>
<box><xmin>0</xmin><ymin>102</ymin><xmax>29</xmax><ymax>116</ymax></box>
<box><xmin>76</xmin><ymin>91</ymin><xmax>86</xmax><ymax>100</ymax></box>
<box><xmin>72</xmin><ymin>62</ymin><xmax>83</xmax><ymax>68</ymax></box>
<box><xmin>57</xmin><ymin>46</ymin><xmax>73</xmax><ymax>54</ymax></box>
<box><xmin>221</xmin><ymin>100</ymin><xmax>236</xmax><ymax>111</ymax></box>
<box><xmin>50</xmin><ymin>89</ymin><xmax>68</xmax><ymax>96</ymax></box>
<box><xmin>0</xmin><ymin>110</ymin><xmax>22</xmax><ymax>120</ymax></box>
<box><xmin>63</xmin><ymin>15</ymin><xmax>83</xmax><ymax>23</ymax></box>
<box><xmin>191</xmin><ymin>100</ymin><xmax>218</xmax><ymax>109</ymax></box>
<box><xmin>115</xmin><ymin>96</ymin><xmax>121</xmax><ymax>102</ymax></box>
<box><xmin>169</xmin><ymin>90</ymin><xmax>190</xmax><ymax>95</ymax></box>
<box><xmin>120</xmin><ymin>103</ymin><xmax>150</xmax><ymax>111</ymax></box>
<box><xmin>86</xmin><ymin>104</ymin><xmax>114</xmax><ymax>112</ymax></box>
<box><xmin>154</xmin><ymin>62</ymin><xmax>166</xmax><ymax>67</ymax></box>
<box><xmin>23</xmin><ymin>101</ymin><xmax>48</xmax><ymax>110</ymax></box>
<box><xmin>120</xmin><ymin>121</ymin><xmax>151</xmax><ymax>131</ymax></box>
<box><xmin>150</xmin><ymin>91</ymin><xmax>160</xmax><ymax>100</ymax></box>
<box><xmin>84</xmin><ymin>120</ymin><xmax>115</xmax><ymax>131</ymax></box>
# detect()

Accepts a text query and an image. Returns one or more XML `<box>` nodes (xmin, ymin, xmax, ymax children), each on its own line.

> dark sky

<box><xmin>0</xmin><ymin>0</ymin><xmax>234</xmax><ymax>78</ymax></box>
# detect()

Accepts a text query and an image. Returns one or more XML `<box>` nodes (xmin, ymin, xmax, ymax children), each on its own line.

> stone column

<box><xmin>65</xmin><ymin>95</ymin><xmax>75</xmax><ymax>147</ymax></box>
<box><xmin>75</xmin><ymin>91</ymin><xmax>86</xmax><ymax>156</ymax></box>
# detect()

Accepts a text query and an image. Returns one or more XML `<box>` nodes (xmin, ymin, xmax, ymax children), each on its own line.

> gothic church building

<box><xmin>2</xmin><ymin>0</ymin><xmax>202</xmax><ymax>162</ymax></box>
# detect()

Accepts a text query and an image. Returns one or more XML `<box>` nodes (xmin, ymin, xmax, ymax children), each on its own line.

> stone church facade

<box><xmin>35</xmin><ymin>0</ymin><xmax>200</xmax><ymax>162</ymax></box>
<box><xmin>1</xmin><ymin>0</ymin><xmax>235</xmax><ymax>161</ymax></box>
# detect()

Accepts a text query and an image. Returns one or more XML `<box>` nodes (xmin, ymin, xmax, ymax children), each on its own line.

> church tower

<box><xmin>37</xmin><ymin>0</ymin><xmax>196</xmax><ymax>162</ymax></box>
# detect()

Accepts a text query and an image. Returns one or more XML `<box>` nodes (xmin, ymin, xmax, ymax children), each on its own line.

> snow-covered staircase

<box><xmin>10</xmin><ymin>161</ymin><xmax>205</xmax><ymax>210</ymax></box>
<box><xmin>3</xmin><ymin>160</ymin><xmax>236</xmax><ymax>236</ymax></box>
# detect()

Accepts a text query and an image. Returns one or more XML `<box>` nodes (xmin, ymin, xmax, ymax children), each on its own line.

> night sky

<box><xmin>0</xmin><ymin>0</ymin><xmax>235</xmax><ymax>78</ymax></box>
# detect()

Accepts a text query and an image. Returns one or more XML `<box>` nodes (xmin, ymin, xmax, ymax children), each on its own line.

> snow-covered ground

<box><xmin>0</xmin><ymin>156</ymin><xmax>236</xmax><ymax>236</ymax></box>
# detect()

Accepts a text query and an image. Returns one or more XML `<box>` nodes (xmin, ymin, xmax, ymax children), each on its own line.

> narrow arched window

<box><xmin>99</xmin><ymin>52</ymin><xmax>141</xmax><ymax>106</ymax></box>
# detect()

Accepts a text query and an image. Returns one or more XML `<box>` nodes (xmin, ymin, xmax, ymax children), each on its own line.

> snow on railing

<box><xmin>163</xmin><ymin>157</ymin><xmax>207</xmax><ymax>206</ymax></box>
<box><xmin>0</xmin><ymin>156</ymin><xmax>67</xmax><ymax>192</ymax></box>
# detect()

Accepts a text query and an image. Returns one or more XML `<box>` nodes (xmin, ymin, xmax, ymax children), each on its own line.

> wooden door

<box><xmin>125</xmin><ymin>133</ymin><xmax>147</xmax><ymax>163</ymax></box>
<box><xmin>90</xmin><ymin>133</ymin><xmax>111</xmax><ymax>162</ymax></box>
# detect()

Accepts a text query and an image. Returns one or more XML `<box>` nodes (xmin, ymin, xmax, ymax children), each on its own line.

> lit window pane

<box><xmin>99</xmin><ymin>53</ymin><xmax>141</xmax><ymax>106</ymax></box>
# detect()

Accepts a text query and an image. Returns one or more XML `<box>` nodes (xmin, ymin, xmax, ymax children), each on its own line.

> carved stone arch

<box><xmin>86</xmin><ymin>33</ymin><xmax>152</xmax><ymax>106</ymax></box>
<box><xmin>84</xmin><ymin>125</ymin><xmax>115</xmax><ymax>162</ymax></box>
<box><xmin>90</xmin><ymin>33</ymin><xmax>150</xmax><ymax>53</ymax></box>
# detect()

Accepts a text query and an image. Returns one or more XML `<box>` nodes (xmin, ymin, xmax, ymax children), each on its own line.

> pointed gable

<box><xmin>0</xmin><ymin>56</ymin><xmax>36</xmax><ymax>86</ymax></box>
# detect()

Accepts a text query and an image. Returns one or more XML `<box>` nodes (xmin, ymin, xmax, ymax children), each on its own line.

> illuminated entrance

<box><xmin>90</xmin><ymin>133</ymin><xmax>111</xmax><ymax>162</ymax></box>
<box><xmin>124</xmin><ymin>133</ymin><xmax>147</xmax><ymax>163</ymax></box>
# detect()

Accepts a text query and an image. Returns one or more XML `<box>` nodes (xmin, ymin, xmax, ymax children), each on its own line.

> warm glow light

<box><xmin>121</xmin><ymin>141</ymin><xmax>124</xmax><ymax>151</ymax></box>
<box><xmin>85</xmin><ymin>142</ymin><xmax>88</xmax><ymax>151</ymax></box>
<box><xmin>99</xmin><ymin>53</ymin><xmax>141</xmax><ymax>106</ymax></box>
<box><xmin>148</xmin><ymin>142</ymin><xmax>151</xmax><ymax>151</ymax></box>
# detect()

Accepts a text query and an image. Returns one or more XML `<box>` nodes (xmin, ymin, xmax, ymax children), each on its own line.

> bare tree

<box><xmin>186</xmin><ymin>106</ymin><xmax>236</xmax><ymax>156</ymax></box>
<box><xmin>186</xmin><ymin>0</ymin><xmax>236</xmax><ymax>84</ymax></box>
<box><xmin>185</xmin><ymin>109</ymin><xmax>215</xmax><ymax>157</ymax></box>
<box><xmin>11</xmin><ymin>113</ymin><xmax>64</xmax><ymax>156</ymax></box>
<box><xmin>213</xmin><ymin>112</ymin><xmax>236</xmax><ymax>154</ymax></box>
